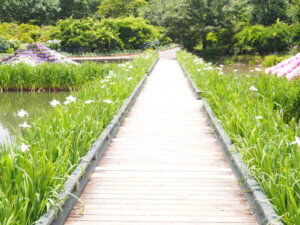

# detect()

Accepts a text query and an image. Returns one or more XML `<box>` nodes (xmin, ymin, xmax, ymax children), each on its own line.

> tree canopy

<box><xmin>0</xmin><ymin>0</ymin><xmax>60</xmax><ymax>25</ymax></box>
<box><xmin>249</xmin><ymin>0</ymin><xmax>290</xmax><ymax>25</ymax></box>
<box><xmin>98</xmin><ymin>0</ymin><xmax>148</xmax><ymax>18</ymax></box>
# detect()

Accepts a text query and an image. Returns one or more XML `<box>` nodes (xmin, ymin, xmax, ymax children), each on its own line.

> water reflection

<box><xmin>223</xmin><ymin>63</ymin><xmax>263</xmax><ymax>75</ymax></box>
<box><xmin>0</xmin><ymin>92</ymin><xmax>68</xmax><ymax>143</ymax></box>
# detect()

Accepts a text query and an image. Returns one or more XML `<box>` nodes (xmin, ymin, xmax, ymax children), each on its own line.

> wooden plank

<box><xmin>80</xmin><ymin>193</ymin><xmax>244</xmax><ymax>201</ymax></box>
<box><xmin>67</xmin><ymin>214</ymin><xmax>257</xmax><ymax>223</ymax></box>
<box><xmin>73</xmin><ymin>198</ymin><xmax>250</xmax><ymax>205</ymax></box>
<box><xmin>70</xmin><ymin>203</ymin><xmax>251</xmax><ymax>211</ymax></box>
<box><xmin>66</xmin><ymin>222</ymin><xmax>257</xmax><ymax>225</ymax></box>
<box><xmin>70</xmin><ymin>209</ymin><xmax>253</xmax><ymax>217</ymax></box>
<box><xmin>84</xmin><ymin>181</ymin><xmax>241</xmax><ymax>189</ymax></box>
<box><xmin>91</xmin><ymin>172</ymin><xmax>236</xmax><ymax>179</ymax></box>
<box><xmin>65</xmin><ymin>55</ymin><xmax>257</xmax><ymax>225</ymax></box>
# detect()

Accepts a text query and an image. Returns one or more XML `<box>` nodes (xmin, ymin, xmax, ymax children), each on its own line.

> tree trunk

<box><xmin>202</xmin><ymin>35</ymin><xmax>207</xmax><ymax>50</ymax></box>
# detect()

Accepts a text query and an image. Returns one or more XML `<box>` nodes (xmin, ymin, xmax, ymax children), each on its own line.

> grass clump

<box><xmin>0</xmin><ymin>62</ymin><xmax>117</xmax><ymax>91</ymax></box>
<box><xmin>177</xmin><ymin>50</ymin><xmax>300</xmax><ymax>225</ymax></box>
<box><xmin>0</xmin><ymin>52</ymin><xmax>158</xmax><ymax>225</ymax></box>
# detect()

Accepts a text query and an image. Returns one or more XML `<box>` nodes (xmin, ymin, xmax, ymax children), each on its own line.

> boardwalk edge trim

<box><xmin>34</xmin><ymin>57</ymin><xmax>159</xmax><ymax>225</ymax></box>
<box><xmin>179</xmin><ymin>61</ymin><xmax>283</xmax><ymax>225</ymax></box>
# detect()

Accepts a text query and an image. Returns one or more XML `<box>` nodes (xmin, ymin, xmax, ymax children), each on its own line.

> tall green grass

<box><xmin>0</xmin><ymin>62</ymin><xmax>115</xmax><ymax>91</ymax></box>
<box><xmin>0</xmin><ymin>52</ymin><xmax>158</xmax><ymax>225</ymax></box>
<box><xmin>177</xmin><ymin>50</ymin><xmax>300</xmax><ymax>225</ymax></box>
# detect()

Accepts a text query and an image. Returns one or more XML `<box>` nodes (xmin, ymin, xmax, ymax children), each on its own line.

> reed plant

<box><xmin>177</xmin><ymin>50</ymin><xmax>300</xmax><ymax>225</ymax></box>
<box><xmin>0</xmin><ymin>62</ymin><xmax>121</xmax><ymax>91</ymax></box>
<box><xmin>0</xmin><ymin>52</ymin><xmax>158</xmax><ymax>225</ymax></box>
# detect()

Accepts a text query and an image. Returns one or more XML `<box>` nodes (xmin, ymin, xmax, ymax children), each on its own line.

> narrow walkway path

<box><xmin>65</xmin><ymin>50</ymin><xmax>257</xmax><ymax>225</ymax></box>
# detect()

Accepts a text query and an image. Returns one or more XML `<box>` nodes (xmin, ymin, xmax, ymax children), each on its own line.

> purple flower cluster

<box><xmin>0</xmin><ymin>43</ymin><xmax>77</xmax><ymax>66</ymax></box>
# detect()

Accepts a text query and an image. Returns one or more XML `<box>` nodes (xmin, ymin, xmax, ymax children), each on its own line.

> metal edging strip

<box><xmin>34</xmin><ymin>57</ymin><xmax>159</xmax><ymax>225</ymax></box>
<box><xmin>178</xmin><ymin>62</ymin><xmax>203</xmax><ymax>99</ymax></box>
<box><xmin>179</xmin><ymin>60</ymin><xmax>283</xmax><ymax>225</ymax></box>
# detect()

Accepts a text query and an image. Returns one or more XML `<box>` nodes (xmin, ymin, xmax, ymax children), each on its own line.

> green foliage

<box><xmin>44</xmin><ymin>40</ymin><xmax>61</xmax><ymax>51</ymax></box>
<box><xmin>249</xmin><ymin>0</ymin><xmax>290</xmax><ymax>25</ymax></box>
<box><xmin>262</xmin><ymin>54</ymin><xmax>290</xmax><ymax>66</ymax></box>
<box><xmin>140</xmin><ymin>0</ymin><xmax>174</xmax><ymax>26</ymax></box>
<box><xmin>290</xmin><ymin>23</ymin><xmax>300</xmax><ymax>46</ymax></box>
<box><xmin>200</xmin><ymin>28</ymin><xmax>235</xmax><ymax>57</ymax></box>
<box><xmin>178</xmin><ymin>50</ymin><xmax>300</xmax><ymax>225</ymax></box>
<box><xmin>142</xmin><ymin>0</ymin><xmax>298</xmax><ymax>54</ymax></box>
<box><xmin>287</xmin><ymin>0</ymin><xmax>300</xmax><ymax>23</ymax></box>
<box><xmin>0</xmin><ymin>0</ymin><xmax>60</xmax><ymax>25</ymax></box>
<box><xmin>0</xmin><ymin>37</ymin><xmax>20</xmax><ymax>53</ymax></box>
<box><xmin>98</xmin><ymin>0</ymin><xmax>147</xmax><ymax>18</ymax></box>
<box><xmin>0</xmin><ymin>52</ymin><xmax>158</xmax><ymax>225</ymax></box>
<box><xmin>0</xmin><ymin>62</ymin><xmax>109</xmax><ymax>91</ymax></box>
<box><xmin>100</xmin><ymin>17</ymin><xmax>162</xmax><ymax>49</ymax></box>
<box><xmin>142</xmin><ymin>0</ymin><xmax>248</xmax><ymax>51</ymax></box>
<box><xmin>201</xmin><ymin>46</ymin><xmax>229</xmax><ymax>60</ymax></box>
<box><xmin>53</xmin><ymin>17</ymin><xmax>163</xmax><ymax>52</ymax></box>
<box><xmin>234</xmin><ymin>21</ymin><xmax>292</xmax><ymax>54</ymax></box>
<box><xmin>53</xmin><ymin>18</ymin><xmax>122</xmax><ymax>52</ymax></box>
<box><xmin>234</xmin><ymin>24</ymin><xmax>265</xmax><ymax>54</ymax></box>
<box><xmin>58</xmin><ymin>0</ymin><xmax>90</xmax><ymax>19</ymax></box>
<box><xmin>0</xmin><ymin>23</ymin><xmax>53</xmax><ymax>43</ymax></box>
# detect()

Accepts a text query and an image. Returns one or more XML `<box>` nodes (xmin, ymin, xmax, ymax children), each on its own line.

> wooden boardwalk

<box><xmin>65</xmin><ymin>50</ymin><xmax>258</xmax><ymax>225</ymax></box>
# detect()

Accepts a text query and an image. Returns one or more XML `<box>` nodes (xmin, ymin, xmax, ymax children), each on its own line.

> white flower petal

<box><xmin>17</xmin><ymin>109</ymin><xmax>29</xmax><ymax>118</ymax></box>
<box><xmin>19</xmin><ymin>121</ymin><xmax>31</xmax><ymax>128</ymax></box>
<box><xmin>50</xmin><ymin>99</ymin><xmax>60</xmax><ymax>107</ymax></box>
<box><xmin>84</xmin><ymin>100</ymin><xmax>95</xmax><ymax>104</ymax></box>
<box><xmin>66</xmin><ymin>96</ymin><xmax>76</xmax><ymax>102</ymax></box>
<box><xmin>20</xmin><ymin>143</ymin><xmax>29</xmax><ymax>152</ymax></box>
<box><xmin>103</xmin><ymin>99</ymin><xmax>113</xmax><ymax>104</ymax></box>
<box><xmin>249</xmin><ymin>86</ymin><xmax>258</xmax><ymax>91</ymax></box>
<box><xmin>255</xmin><ymin>67</ymin><xmax>262</xmax><ymax>72</ymax></box>
<box><xmin>64</xmin><ymin>100</ymin><xmax>71</xmax><ymax>105</ymax></box>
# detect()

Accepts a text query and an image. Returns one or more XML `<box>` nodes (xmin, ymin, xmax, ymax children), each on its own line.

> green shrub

<box><xmin>234</xmin><ymin>24</ymin><xmax>265</xmax><ymax>54</ymax></box>
<box><xmin>234</xmin><ymin>21</ymin><xmax>292</xmax><ymax>54</ymax></box>
<box><xmin>0</xmin><ymin>37</ymin><xmax>20</xmax><ymax>53</ymax></box>
<box><xmin>202</xmin><ymin>46</ymin><xmax>229</xmax><ymax>60</ymax></box>
<box><xmin>100</xmin><ymin>17</ymin><xmax>162</xmax><ymax>50</ymax></box>
<box><xmin>262</xmin><ymin>54</ymin><xmax>290</xmax><ymax>66</ymax></box>
<box><xmin>44</xmin><ymin>39</ymin><xmax>61</xmax><ymax>51</ymax></box>
<box><xmin>0</xmin><ymin>23</ymin><xmax>53</xmax><ymax>43</ymax></box>
<box><xmin>53</xmin><ymin>17</ymin><xmax>165</xmax><ymax>52</ymax></box>
<box><xmin>262</xmin><ymin>22</ymin><xmax>291</xmax><ymax>52</ymax></box>
<box><xmin>53</xmin><ymin>18</ymin><xmax>123</xmax><ymax>52</ymax></box>
<box><xmin>290</xmin><ymin>23</ymin><xmax>300</xmax><ymax>47</ymax></box>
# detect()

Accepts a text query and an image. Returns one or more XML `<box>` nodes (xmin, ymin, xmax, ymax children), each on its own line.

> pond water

<box><xmin>222</xmin><ymin>63</ymin><xmax>264</xmax><ymax>75</ymax></box>
<box><xmin>0</xmin><ymin>92</ymin><xmax>68</xmax><ymax>144</ymax></box>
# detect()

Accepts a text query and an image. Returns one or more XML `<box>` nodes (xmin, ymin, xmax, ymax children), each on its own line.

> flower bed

<box><xmin>0</xmin><ymin>44</ymin><xmax>76</xmax><ymax>65</ymax></box>
<box><xmin>0</xmin><ymin>52</ymin><xmax>158</xmax><ymax>225</ymax></box>
<box><xmin>265</xmin><ymin>53</ymin><xmax>300</xmax><ymax>80</ymax></box>
<box><xmin>177</xmin><ymin>50</ymin><xmax>300</xmax><ymax>225</ymax></box>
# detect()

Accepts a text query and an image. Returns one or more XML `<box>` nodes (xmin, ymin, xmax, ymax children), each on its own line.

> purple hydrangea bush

<box><xmin>0</xmin><ymin>43</ymin><xmax>77</xmax><ymax>66</ymax></box>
